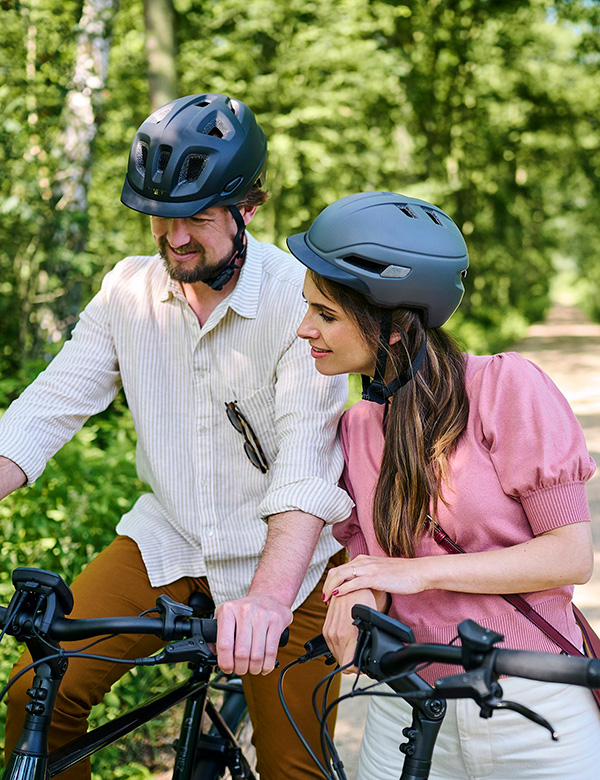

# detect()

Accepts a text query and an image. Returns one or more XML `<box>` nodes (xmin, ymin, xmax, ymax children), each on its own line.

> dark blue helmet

<box><xmin>121</xmin><ymin>93</ymin><xmax>267</xmax><ymax>218</ymax></box>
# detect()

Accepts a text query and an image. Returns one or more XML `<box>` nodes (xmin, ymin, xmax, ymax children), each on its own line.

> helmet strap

<box><xmin>202</xmin><ymin>205</ymin><xmax>247</xmax><ymax>291</ymax></box>
<box><xmin>362</xmin><ymin>313</ymin><xmax>427</xmax><ymax>404</ymax></box>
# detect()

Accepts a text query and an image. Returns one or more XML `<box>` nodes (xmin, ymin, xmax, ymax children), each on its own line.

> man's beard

<box><xmin>158</xmin><ymin>236</ymin><xmax>231</xmax><ymax>284</ymax></box>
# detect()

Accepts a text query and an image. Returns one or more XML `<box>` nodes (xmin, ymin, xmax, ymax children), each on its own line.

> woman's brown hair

<box><xmin>308</xmin><ymin>270</ymin><xmax>469</xmax><ymax>557</ymax></box>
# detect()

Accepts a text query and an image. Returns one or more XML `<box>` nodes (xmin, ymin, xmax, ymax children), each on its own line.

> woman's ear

<box><xmin>389</xmin><ymin>331</ymin><xmax>402</xmax><ymax>346</ymax></box>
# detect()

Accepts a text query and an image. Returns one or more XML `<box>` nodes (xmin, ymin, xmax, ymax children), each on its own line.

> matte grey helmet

<box><xmin>121</xmin><ymin>93</ymin><xmax>267</xmax><ymax>218</ymax></box>
<box><xmin>286</xmin><ymin>191</ymin><xmax>468</xmax><ymax>328</ymax></box>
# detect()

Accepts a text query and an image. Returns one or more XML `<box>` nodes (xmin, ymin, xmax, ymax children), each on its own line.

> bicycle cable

<box><xmin>278</xmin><ymin>655</ymin><xmax>355</xmax><ymax>780</ymax></box>
<box><xmin>0</xmin><ymin>646</ymin><xmax>165</xmax><ymax>706</ymax></box>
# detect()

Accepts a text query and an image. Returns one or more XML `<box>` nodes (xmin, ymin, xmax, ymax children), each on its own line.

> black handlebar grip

<box><xmin>200</xmin><ymin>620</ymin><xmax>289</xmax><ymax>648</ymax></box>
<box><xmin>495</xmin><ymin>649</ymin><xmax>600</xmax><ymax>688</ymax></box>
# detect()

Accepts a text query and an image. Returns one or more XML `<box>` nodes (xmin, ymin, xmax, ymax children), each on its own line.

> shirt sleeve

<box><xmin>258</xmin><ymin>323</ymin><xmax>354</xmax><ymax>525</ymax></box>
<box><xmin>0</xmin><ymin>276</ymin><xmax>122</xmax><ymax>484</ymax></box>
<box><xmin>476</xmin><ymin>352</ymin><xmax>596</xmax><ymax>535</ymax></box>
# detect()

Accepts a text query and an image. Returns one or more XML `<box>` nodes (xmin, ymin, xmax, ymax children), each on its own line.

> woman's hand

<box><xmin>322</xmin><ymin>555</ymin><xmax>426</xmax><ymax>603</ymax></box>
<box><xmin>323</xmin><ymin>587</ymin><xmax>384</xmax><ymax>672</ymax></box>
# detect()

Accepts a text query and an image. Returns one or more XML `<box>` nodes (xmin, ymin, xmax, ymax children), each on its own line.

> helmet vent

<box><xmin>197</xmin><ymin>100</ymin><xmax>211</xmax><ymax>107</ymax></box>
<box><xmin>148</xmin><ymin>104</ymin><xmax>174</xmax><ymax>124</ymax></box>
<box><xmin>342</xmin><ymin>255</ymin><xmax>385</xmax><ymax>275</ymax></box>
<box><xmin>157</xmin><ymin>149</ymin><xmax>171</xmax><ymax>173</ymax></box>
<box><xmin>135</xmin><ymin>141</ymin><xmax>148</xmax><ymax>175</ymax></box>
<box><xmin>397</xmin><ymin>205</ymin><xmax>418</xmax><ymax>219</ymax></box>
<box><xmin>424</xmin><ymin>209</ymin><xmax>443</xmax><ymax>226</ymax></box>
<box><xmin>179</xmin><ymin>153</ymin><xmax>208</xmax><ymax>184</ymax></box>
<box><xmin>200</xmin><ymin>117</ymin><xmax>230</xmax><ymax>139</ymax></box>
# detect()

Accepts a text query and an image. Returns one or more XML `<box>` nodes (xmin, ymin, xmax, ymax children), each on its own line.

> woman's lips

<box><xmin>310</xmin><ymin>346</ymin><xmax>332</xmax><ymax>359</ymax></box>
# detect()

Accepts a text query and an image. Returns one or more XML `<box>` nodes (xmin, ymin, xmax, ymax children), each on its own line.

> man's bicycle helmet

<box><xmin>286</xmin><ymin>191</ymin><xmax>468</xmax><ymax>328</ymax></box>
<box><xmin>121</xmin><ymin>93</ymin><xmax>267</xmax><ymax>218</ymax></box>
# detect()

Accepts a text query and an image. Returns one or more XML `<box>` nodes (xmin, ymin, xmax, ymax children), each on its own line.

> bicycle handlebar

<box><xmin>0</xmin><ymin>606</ymin><xmax>218</xmax><ymax>644</ymax></box>
<box><xmin>0</xmin><ymin>567</ymin><xmax>288</xmax><ymax>669</ymax></box>
<box><xmin>351</xmin><ymin>605</ymin><xmax>600</xmax><ymax>695</ymax></box>
<box><xmin>377</xmin><ymin>641</ymin><xmax>600</xmax><ymax>690</ymax></box>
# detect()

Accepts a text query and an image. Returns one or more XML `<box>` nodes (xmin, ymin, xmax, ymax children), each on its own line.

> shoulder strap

<box><xmin>429</xmin><ymin>518</ymin><xmax>584</xmax><ymax>657</ymax></box>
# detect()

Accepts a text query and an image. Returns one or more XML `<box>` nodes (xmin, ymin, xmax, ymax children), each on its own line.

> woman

<box><xmin>286</xmin><ymin>191</ymin><xmax>600</xmax><ymax>780</ymax></box>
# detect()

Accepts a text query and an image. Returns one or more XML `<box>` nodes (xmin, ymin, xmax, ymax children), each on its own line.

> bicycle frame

<box><xmin>4</xmin><ymin>658</ymin><xmax>255</xmax><ymax>780</ymax></box>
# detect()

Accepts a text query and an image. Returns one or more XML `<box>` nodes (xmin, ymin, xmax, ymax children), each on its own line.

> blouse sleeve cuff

<box><xmin>0</xmin><ymin>426</ymin><xmax>47</xmax><ymax>485</ymax></box>
<box><xmin>343</xmin><ymin>532</ymin><xmax>370</xmax><ymax>559</ymax></box>
<box><xmin>520</xmin><ymin>481</ymin><xmax>591</xmax><ymax>535</ymax></box>
<box><xmin>259</xmin><ymin>477</ymin><xmax>354</xmax><ymax>525</ymax></box>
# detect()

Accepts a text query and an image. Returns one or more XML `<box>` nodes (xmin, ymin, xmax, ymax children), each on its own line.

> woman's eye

<box><xmin>319</xmin><ymin>312</ymin><xmax>335</xmax><ymax>323</ymax></box>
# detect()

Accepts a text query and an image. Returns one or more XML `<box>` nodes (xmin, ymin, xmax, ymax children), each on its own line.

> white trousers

<box><xmin>358</xmin><ymin>677</ymin><xmax>600</xmax><ymax>780</ymax></box>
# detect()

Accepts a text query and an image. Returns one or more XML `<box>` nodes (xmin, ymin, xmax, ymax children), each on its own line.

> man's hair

<box><xmin>236</xmin><ymin>182</ymin><xmax>270</xmax><ymax>209</ymax></box>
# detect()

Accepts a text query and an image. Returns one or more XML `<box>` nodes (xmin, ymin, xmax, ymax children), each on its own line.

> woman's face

<box><xmin>297</xmin><ymin>274</ymin><xmax>376</xmax><ymax>376</ymax></box>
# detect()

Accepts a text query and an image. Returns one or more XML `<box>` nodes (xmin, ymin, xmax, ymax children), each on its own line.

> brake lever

<box><xmin>435</xmin><ymin>672</ymin><xmax>558</xmax><ymax>741</ymax></box>
<box><xmin>493</xmin><ymin>699</ymin><xmax>558</xmax><ymax>741</ymax></box>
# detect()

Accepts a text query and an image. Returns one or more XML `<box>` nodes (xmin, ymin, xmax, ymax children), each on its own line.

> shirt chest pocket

<box><xmin>234</xmin><ymin>385</ymin><xmax>278</xmax><ymax>468</ymax></box>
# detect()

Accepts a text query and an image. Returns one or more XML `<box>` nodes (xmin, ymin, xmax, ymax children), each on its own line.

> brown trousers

<box><xmin>5</xmin><ymin>536</ymin><xmax>343</xmax><ymax>780</ymax></box>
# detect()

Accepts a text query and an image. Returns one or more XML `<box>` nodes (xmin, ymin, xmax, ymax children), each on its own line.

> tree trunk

<box><xmin>143</xmin><ymin>0</ymin><xmax>178</xmax><ymax>111</ymax></box>
<box><xmin>45</xmin><ymin>0</ymin><xmax>118</xmax><ymax>338</ymax></box>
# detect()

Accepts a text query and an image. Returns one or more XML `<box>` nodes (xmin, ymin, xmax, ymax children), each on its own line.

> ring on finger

<box><xmin>352</xmin><ymin>566</ymin><xmax>357</xmax><ymax>577</ymax></box>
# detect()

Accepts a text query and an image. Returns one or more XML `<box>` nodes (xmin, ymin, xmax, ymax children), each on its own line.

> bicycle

<box><xmin>281</xmin><ymin>604</ymin><xmax>600</xmax><ymax>780</ymax></box>
<box><xmin>0</xmin><ymin>566</ymin><xmax>274</xmax><ymax>780</ymax></box>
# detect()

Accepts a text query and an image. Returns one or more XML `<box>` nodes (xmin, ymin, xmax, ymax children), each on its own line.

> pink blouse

<box><xmin>335</xmin><ymin>352</ymin><xmax>596</xmax><ymax>684</ymax></box>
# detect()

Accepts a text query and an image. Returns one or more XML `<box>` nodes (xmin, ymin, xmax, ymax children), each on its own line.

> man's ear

<box><xmin>239</xmin><ymin>205</ymin><xmax>258</xmax><ymax>225</ymax></box>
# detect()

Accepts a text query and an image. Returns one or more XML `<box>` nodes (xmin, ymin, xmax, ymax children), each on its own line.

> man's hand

<box><xmin>214</xmin><ymin>509</ymin><xmax>324</xmax><ymax>676</ymax></box>
<box><xmin>0</xmin><ymin>456</ymin><xmax>26</xmax><ymax>500</ymax></box>
<box><xmin>215</xmin><ymin>594</ymin><xmax>292</xmax><ymax>675</ymax></box>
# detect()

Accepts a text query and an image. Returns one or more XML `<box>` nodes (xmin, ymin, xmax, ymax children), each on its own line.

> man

<box><xmin>0</xmin><ymin>93</ymin><xmax>351</xmax><ymax>779</ymax></box>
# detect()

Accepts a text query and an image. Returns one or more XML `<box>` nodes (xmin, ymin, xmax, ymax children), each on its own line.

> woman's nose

<box><xmin>297</xmin><ymin>312</ymin><xmax>319</xmax><ymax>340</ymax></box>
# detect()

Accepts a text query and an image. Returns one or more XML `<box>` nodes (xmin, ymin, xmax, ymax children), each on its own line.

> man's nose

<box><xmin>165</xmin><ymin>219</ymin><xmax>192</xmax><ymax>248</ymax></box>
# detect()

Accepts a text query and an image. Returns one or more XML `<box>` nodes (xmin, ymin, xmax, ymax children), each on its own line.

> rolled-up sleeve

<box><xmin>0</xmin><ymin>280</ymin><xmax>122</xmax><ymax>484</ymax></box>
<box><xmin>258</xmin><ymin>330</ymin><xmax>354</xmax><ymax>524</ymax></box>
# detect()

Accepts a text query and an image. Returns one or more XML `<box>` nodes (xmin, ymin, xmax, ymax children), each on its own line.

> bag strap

<box><xmin>429</xmin><ymin>519</ymin><xmax>584</xmax><ymax>657</ymax></box>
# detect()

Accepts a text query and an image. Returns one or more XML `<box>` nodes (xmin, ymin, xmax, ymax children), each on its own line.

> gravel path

<box><xmin>334</xmin><ymin>304</ymin><xmax>600</xmax><ymax>778</ymax></box>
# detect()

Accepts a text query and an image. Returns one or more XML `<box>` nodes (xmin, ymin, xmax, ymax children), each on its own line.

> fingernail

<box><xmin>331</xmin><ymin>589</ymin><xmax>339</xmax><ymax>596</ymax></box>
<box><xmin>321</xmin><ymin>593</ymin><xmax>327</xmax><ymax>601</ymax></box>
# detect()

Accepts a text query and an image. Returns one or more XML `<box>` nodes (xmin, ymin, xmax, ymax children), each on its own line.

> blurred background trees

<box><xmin>1</xmin><ymin>0</ymin><xmax>599</xmax><ymax>774</ymax></box>
<box><xmin>2</xmin><ymin>0</ymin><xmax>599</xmax><ymax>374</ymax></box>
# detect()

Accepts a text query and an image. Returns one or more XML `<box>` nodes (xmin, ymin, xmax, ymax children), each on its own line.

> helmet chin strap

<box><xmin>202</xmin><ymin>205</ymin><xmax>247</xmax><ymax>291</ymax></box>
<box><xmin>361</xmin><ymin>311</ymin><xmax>428</xmax><ymax>404</ymax></box>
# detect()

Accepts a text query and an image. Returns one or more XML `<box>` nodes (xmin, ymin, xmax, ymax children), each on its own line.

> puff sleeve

<box><xmin>475</xmin><ymin>352</ymin><xmax>595</xmax><ymax>535</ymax></box>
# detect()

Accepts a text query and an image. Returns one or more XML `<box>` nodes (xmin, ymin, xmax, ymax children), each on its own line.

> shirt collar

<box><xmin>225</xmin><ymin>233</ymin><xmax>262</xmax><ymax>319</ymax></box>
<box><xmin>157</xmin><ymin>232</ymin><xmax>263</xmax><ymax>319</ymax></box>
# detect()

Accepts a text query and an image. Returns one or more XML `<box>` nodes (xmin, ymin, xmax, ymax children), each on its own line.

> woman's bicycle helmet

<box><xmin>121</xmin><ymin>93</ymin><xmax>267</xmax><ymax>218</ymax></box>
<box><xmin>286</xmin><ymin>191</ymin><xmax>468</xmax><ymax>328</ymax></box>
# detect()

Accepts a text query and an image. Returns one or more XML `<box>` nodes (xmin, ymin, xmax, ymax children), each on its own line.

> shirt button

<box><xmin>207</xmin><ymin>529</ymin><xmax>214</xmax><ymax>537</ymax></box>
